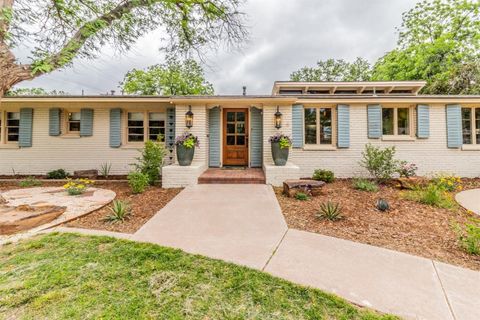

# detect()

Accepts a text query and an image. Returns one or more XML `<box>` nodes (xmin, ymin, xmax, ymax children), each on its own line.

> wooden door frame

<box><xmin>222</xmin><ymin>108</ymin><xmax>249</xmax><ymax>166</ymax></box>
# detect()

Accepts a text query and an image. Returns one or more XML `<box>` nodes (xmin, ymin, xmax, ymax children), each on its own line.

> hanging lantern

<box><xmin>274</xmin><ymin>106</ymin><xmax>282</xmax><ymax>129</ymax></box>
<box><xmin>185</xmin><ymin>105</ymin><xmax>194</xmax><ymax>129</ymax></box>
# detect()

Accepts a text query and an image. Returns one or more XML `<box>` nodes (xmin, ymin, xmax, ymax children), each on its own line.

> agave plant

<box><xmin>105</xmin><ymin>200</ymin><xmax>131</xmax><ymax>223</ymax></box>
<box><xmin>316</xmin><ymin>201</ymin><xmax>343</xmax><ymax>221</ymax></box>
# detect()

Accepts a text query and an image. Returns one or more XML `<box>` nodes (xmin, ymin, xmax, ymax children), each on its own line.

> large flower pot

<box><xmin>271</xmin><ymin>142</ymin><xmax>289</xmax><ymax>166</ymax></box>
<box><xmin>176</xmin><ymin>145</ymin><xmax>195</xmax><ymax>166</ymax></box>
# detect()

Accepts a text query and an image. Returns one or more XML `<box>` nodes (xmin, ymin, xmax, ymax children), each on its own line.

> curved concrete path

<box><xmin>455</xmin><ymin>189</ymin><xmax>480</xmax><ymax>215</ymax></box>
<box><xmin>124</xmin><ymin>185</ymin><xmax>478</xmax><ymax>319</ymax></box>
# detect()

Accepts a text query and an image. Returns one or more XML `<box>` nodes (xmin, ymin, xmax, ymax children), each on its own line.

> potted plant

<box><xmin>269</xmin><ymin>133</ymin><xmax>291</xmax><ymax>166</ymax></box>
<box><xmin>175</xmin><ymin>132</ymin><xmax>199</xmax><ymax>166</ymax></box>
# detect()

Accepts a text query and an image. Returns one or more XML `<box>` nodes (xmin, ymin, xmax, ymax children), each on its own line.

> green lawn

<box><xmin>0</xmin><ymin>233</ymin><xmax>396</xmax><ymax>319</ymax></box>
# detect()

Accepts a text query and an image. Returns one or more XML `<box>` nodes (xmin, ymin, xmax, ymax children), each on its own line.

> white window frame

<box><xmin>381</xmin><ymin>105</ymin><xmax>414</xmax><ymax>138</ymax></box>
<box><xmin>303</xmin><ymin>106</ymin><xmax>336</xmax><ymax>147</ymax></box>
<box><xmin>461</xmin><ymin>106</ymin><xmax>480</xmax><ymax>145</ymax></box>
<box><xmin>124</xmin><ymin>110</ymin><xmax>166</xmax><ymax>145</ymax></box>
<box><xmin>66</xmin><ymin>111</ymin><xmax>81</xmax><ymax>134</ymax></box>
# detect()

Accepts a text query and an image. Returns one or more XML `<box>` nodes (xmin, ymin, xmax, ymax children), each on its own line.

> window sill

<box><xmin>0</xmin><ymin>144</ymin><xmax>19</xmax><ymax>149</ymax></box>
<box><xmin>381</xmin><ymin>136</ymin><xmax>416</xmax><ymax>142</ymax></box>
<box><xmin>461</xmin><ymin>145</ymin><xmax>480</xmax><ymax>151</ymax></box>
<box><xmin>60</xmin><ymin>134</ymin><xmax>81</xmax><ymax>139</ymax></box>
<box><xmin>302</xmin><ymin>145</ymin><xmax>337</xmax><ymax>151</ymax></box>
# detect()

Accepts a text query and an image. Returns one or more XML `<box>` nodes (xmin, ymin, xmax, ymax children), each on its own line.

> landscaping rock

<box><xmin>0</xmin><ymin>204</ymin><xmax>66</xmax><ymax>235</ymax></box>
<box><xmin>283</xmin><ymin>179</ymin><xmax>325</xmax><ymax>197</ymax></box>
<box><xmin>74</xmin><ymin>169</ymin><xmax>98</xmax><ymax>179</ymax></box>
<box><xmin>395</xmin><ymin>176</ymin><xmax>429</xmax><ymax>190</ymax></box>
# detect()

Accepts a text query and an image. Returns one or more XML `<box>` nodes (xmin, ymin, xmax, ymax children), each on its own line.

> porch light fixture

<box><xmin>185</xmin><ymin>105</ymin><xmax>194</xmax><ymax>129</ymax></box>
<box><xmin>274</xmin><ymin>106</ymin><xmax>282</xmax><ymax>129</ymax></box>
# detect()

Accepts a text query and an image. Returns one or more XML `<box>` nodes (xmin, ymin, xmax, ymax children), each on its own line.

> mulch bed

<box><xmin>0</xmin><ymin>181</ymin><xmax>182</xmax><ymax>234</ymax></box>
<box><xmin>275</xmin><ymin>178</ymin><xmax>480</xmax><ymax>271</ymax></box>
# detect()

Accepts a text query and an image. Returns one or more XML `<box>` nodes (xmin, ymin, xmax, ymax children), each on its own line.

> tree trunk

<box><xmin>0</xmin><ymin>43</ymin><xmax>34</xmax><ymax>96</ymax></box>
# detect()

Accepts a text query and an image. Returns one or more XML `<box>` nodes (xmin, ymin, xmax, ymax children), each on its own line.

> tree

<box><xmin>0</xmin><ymin>0</ymin><xmax>247</xmax><ymax>96</ymax></box>
<box><xmin>372</xmin><ymin>0</ymin><xmax>480</xmax><ymax>94</ymax></box>
<box><xmin>5</xmin><ymin>87</ymin><xmax>69</xmax><ymax>96</ymax></box>
<box><xmin>290</xmin><ymin>58</ymin><xmax>372</xmax><ymax>82</ymax></box>
<box><xmin>120</xmin><ymin>58</ymin><xmax>214</xmax><ymax>95</ymax></box>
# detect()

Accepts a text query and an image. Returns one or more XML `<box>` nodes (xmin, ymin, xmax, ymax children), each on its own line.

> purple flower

<box><xmin>175</xmin><ymin>132</ymin><xmax>199</xmax><ymax>148</ymax></box>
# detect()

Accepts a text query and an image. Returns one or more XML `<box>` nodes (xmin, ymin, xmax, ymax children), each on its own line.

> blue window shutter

<box><xmin>292</xmin><ymin>104</ymin><xmax>304</xmax><ymax>148</ymax></box>
<box><xmin>367</xmin><ymin>104</ymin><xmax>382</xmax><ymax>138</ymax></box>
<box><xmin>19</xmin><ymin>108</ymin><xmax>33</xmax><ymax>147</ymax></box>
<box><xmin>250</xmin><ymin>107</ymin><xmax>263</xmax><ymax>167</ymax></box>
<box><xmin>80</xmin><ymin>108</ymin><xmax>94</xmax><ymax>137</ymax></box>
<box><xmin>337</xmin><ymin>104</ymin><xmax>350</xmax><ymax>148</ymax></box>
<box><xmin>109</xmin><ymin>108</ymin><xmax>122</xmax><ymax>148</ymax></box>
<box><xmin>416</xmin><ymin>104</ymin><xmax>430</xmax><ymax>138</ymax></box>
<box><xmin>208</xmin><ymin>107</ymin><xmax>221</xmax><ymax>167</ymax></box>
<box><xmin>446</xmin><ymin>104</ymin><xmax>462</xmax><ymax>148</ymax></box>
<box><xmin>165</xmin><ymin>107</ymin><xmax>176</xmax><ymax>163</ymax></box>
<box><xmin>49</xmin><ymin>108</ymin><xmax>61</xmax><ymax>136</ymax></box>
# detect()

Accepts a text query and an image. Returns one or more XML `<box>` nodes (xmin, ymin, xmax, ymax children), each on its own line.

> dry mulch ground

<box><xmin>276</xmin><ymin>178</ymin><xmax>480</xmax><ymax>271</ymax></box>
<box><xmin>0</xmin><ymin>181</ymin><xmax>182</xmax><ymax>234</ymax></box>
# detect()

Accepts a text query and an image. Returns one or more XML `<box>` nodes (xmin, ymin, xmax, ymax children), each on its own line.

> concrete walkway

<box><xmin>63</xmin><ymin>185</ymin><xmax>480</xmax><ymax>320</ymax></box>
<box><xmin>455</xmin><ymin>189</ymin><xmax>480</xmax><ymax>215</ymax></box>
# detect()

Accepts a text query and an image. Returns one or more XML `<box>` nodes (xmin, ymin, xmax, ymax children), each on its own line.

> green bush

<box><xmin>359</xmin><ymin>144</ymin><xmax>399</xmax><ymax>183</ymax></box>
<box><xmin>316</xmin><ymin>201</ymin><xmax>343</xmax><ymax>221</ymax></box>
<box><xmin>128</xmin><ymin>171</ymin><xmax>150</xmax><ymax>194</ymax></box>
<box><xmin>312</xmin><ymin>169</ymin><xmax>335</xmax><ymax>183</ymax></box>
<box><xmin>295</xmin><ymin>192</ymin><xmax>309</xmax><ymax>201</ymax></box>
<box><xmin>431</xmin><ymin>173</ymin><xmax>462</xmax><ymax>192</ymax></box>
<box><xmin>403</xmin><ymin>183</ymin><xmax>456</xmax><ymax>209</ymax></box>
<box><xmin>18</xmin><ymin>176</ymin><xmax>42</xmax><ymax>188</ymax></box>
<box><xmin>454</xmin><ymin>219</ymin><xmax>480</xmax><ymax>255</ymax></box>
<box><xmin>46</xmin><ymin>169</ymin><xmax>69</xmax><ymax>179</ymax></box>
<box><xmin>133</xmin><ymin>139</ymin><xmax>166</xmax><ymax>185</ymax></box>
<box><xmin>352</xmin><ymin>178</ymin><xmax>379</xmax><ymax>192</ymax></box>
<box><xmin>105</xmin><ymin>200</ymin><xmax>131</xmax><ymax>223</ymax></box>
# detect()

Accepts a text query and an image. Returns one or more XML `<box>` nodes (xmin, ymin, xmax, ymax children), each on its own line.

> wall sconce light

<box><xmin>274</xmin><ymin>106</ymin><xmax>282</xmax><ymax>129</ymax></box>
<box><xmin>185</xmin><ymin>105</ymin><xmax>194</xmax><ymax>129</ymax></box>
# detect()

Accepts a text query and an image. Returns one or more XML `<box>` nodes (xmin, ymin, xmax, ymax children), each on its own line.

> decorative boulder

<box><xmin>283</xmin><ymin>179</ymin><xmax>326</xmax><ymax>197</ymax></box>
<box><xmin>74</xmin><ymin>169</ymin><xmax>98</xmax><ymax>179</ymax></box>
<box><xmin>395</xmin><ymin>176</ymin><xmax>429</xmax><ymax>190</ymax></box>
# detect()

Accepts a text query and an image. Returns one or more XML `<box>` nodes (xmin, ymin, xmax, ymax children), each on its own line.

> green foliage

<box><xmin>127</xmin><ymin>171</ymin><xmax>150</xmax><ymax>194</ymax></box>
<box><xmin>279</xmin><ymin>137</ymin><xmax>291</xmax><ymax>149</ymax></box>
<box><xmin>454</xmin><ymin>219</ymin><xmax>480</xmax><ymax>255</ymax></box>
<box><xmin>175</xmin><ymin>132</ymin><xmax>199</xmax><ymax>149</ymax></box>
<box><xmin>133</xmin><ymin>140</ymin><xmax>166</xmax><ymax>185</ymax></box>
<box><xmin>295</xmin><ymin>192</ymin><xmax>309</xmax><ymax>201</ymax></box>
<box><xmin>403</xmin><ymin>183</ymin><xmax>457</xmax><ymax>209</ymax></box>
<box><xmin>312</xmin><ymin>169</ymin><xmax>335</xmax><ymax>183</ymax></box>
<box><xmin>18</xmin><ymin>176</ymin><xmax>42</xmax><ymax>188</ymax></box>
<box><xmin>105</xmin><ymin>200</ymin><xmax>131</xmax><ymax>223</ymax></box>
<box><xmin>316</xmin><ymin>201</ymin><xmax>343</xmax><ymax>221</ymax></box>
<box><xmin>376</xmin><ymin>199</ymin><xmax>390</xmax><ymax>212</ymax></box>
<box><xmin>352</xmin><ymin>178</ymin><xmax>379</xmax><ymax>192</ymax></box>
<box><xmin>99</xmin><ymin>162</ymin><xmax>112</xmax><ymax>178</ymax></box>
<box><xmin>431</xmin><ymin>173</ymin><xmax>462</xmax><ymax>192</ymax></box>
<box><xmin>359</xmin><ymin>144</ymin><xmax>400</xmax><ymax>183</ymax></box>
<box><xmin>5</xmin><ymin>87</ymin><xmax>69</xmax><ymax>96</ymax></box>
<box><xmin>290</xmin><ymin>57</ymin><xmax>372</xmax><ymax>81</ymax></box>
<box><xmin>46</xmin><ymin>169</ymin><xmax>69</xmax><ymax>179</ymax></box>
<box><xmin>120</xmin><ymin>58</ymin><xmax>214</xmax><ymax>95</ymax></box>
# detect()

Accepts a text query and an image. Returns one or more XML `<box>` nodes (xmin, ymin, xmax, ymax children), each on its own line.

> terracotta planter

<box><xmin>176</xmin><ymin>144</ymin><xmax>195</xmax><ymax>166</ymax></box>
<box><xmin>271</xmin><ymin>142</ymin><xmax>289</xmax><ymax>166</ymax></box>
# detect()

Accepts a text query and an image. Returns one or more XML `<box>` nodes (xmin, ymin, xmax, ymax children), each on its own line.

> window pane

<box><xmin>128</xmin><ymin>127</ymin><xmax>144</xmax><ymax>135</ymax></box>
<box><xmin>304</xmin><ymin>108</ymin><xmax>317</xmax><ymax>144</ymax></box>
<box><xmin>397</xmin><ymin>108</ymin><xmax>410</xmax><ymax>135</ymax></box>
<box><xmin>68</xmin><ymin>112</ymin><xmax>81</xmax><ymax>121</ymax></box>
<box><xmin>382</xmin><ymin>108</ymin><xmax>394</xmax><ymax>135</ymax></box>
<box><xmin>476</xmin><ymin>108</ymin><xmax>480</xmax><ymax>144</ymax></box>
<box><xmin>236</xmin><ymin>122</ymin><xmax>245</xmax><ymax>134</ymax></box>
<box><xmin>236</xmin><ymin>112</ymin><xmax>245</xmax><ymax>121</ymax></box>
<box><xmin>149</xmin><ymin>112</ymin><xmax>163</xmax><ymax>121</ymax></box>
<box><xmin>69</xmin><ymin>122</ymin><xmax>80</xmax><ymax>132</ymax></box>
<box><xmin>226</xmin><ymin>135</ymin><xmax>235</xmax><ymax>145</ymax></box>
<box><xmin>462</xmin><ymin>108</ymin><xmax>472</xmax><ymax>144</ymax></box>
<box><xmin>227</xmin><ymin>112</ymin><xmax>235</xmax><ymax>122</ymax></box>
<box><xmin>128</xmin><ymin>135</ymin><xmax>144</xmax><ymax>142</ymax></box>
<box><xmin>227</xmin><ymin>123</ymin><xmax>235</xmax><ymax>134</ymax></box>
<box><xmin>237</xmin><ymin>136</ymin><xmax>245</xmax><ymax>145</ymax></box>
<box><xmin>319</xmin><ymin>108</ymin><xmax>332</xmax><ymax>144</ymax></box>
<box><xmin>7</xmin><ymin>112</ymin><xmax>20</xmax><ymax>142</ymax></box>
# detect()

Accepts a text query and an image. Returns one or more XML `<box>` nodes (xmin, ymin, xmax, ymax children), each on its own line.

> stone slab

<box><xmin>455</xmin><ymin>189</ymin><xmax>480</xmax><ymax>215</ymax></box>
<box><xmin>265</xmin><ymin>229</ymin><xmax>454</xmax><ymax>320</ymax></box>
<box><xmin>132</xmin><ymin>184</ymin><xmax>287</xmax><ymax>269</ymax></box>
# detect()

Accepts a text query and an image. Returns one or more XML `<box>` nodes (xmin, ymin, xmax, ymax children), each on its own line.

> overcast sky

<box><xmin>14</xmin><ymin>0</ymin><xmax>420</xmax><ymax>95</ymax></box>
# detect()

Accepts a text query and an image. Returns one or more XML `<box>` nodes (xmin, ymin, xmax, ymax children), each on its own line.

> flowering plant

<box><xmin>269</xmin><ymin>133</ymin><xmax>292</xmax><ymax>149</ymax></box>
<box><xmin>432</xmin><ymin>173</ymin><xmax>462</xmax><ymax>192</ymax></box>
<box><xmin>175</xmin><ymin>132</ymin><xmax>199</xmax><ymax>149</ymax></box>
<box><xmin>63</xmin><ymin>178</ymin><xmax>94</xmax><ymax>196</ymax></box>
<box><xmin>397</xmin><ymin>162</ymin><xmax>418</xmax><ymax>178</ymax></box>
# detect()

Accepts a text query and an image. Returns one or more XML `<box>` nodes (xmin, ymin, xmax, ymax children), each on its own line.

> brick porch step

<box><xmin>198</xmin><ymin>168</ymin><xmax>266</xmax><ymax>184</ymax></box>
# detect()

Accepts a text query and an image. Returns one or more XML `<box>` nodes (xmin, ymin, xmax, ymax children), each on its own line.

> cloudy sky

<box><xmin>14</xmin><ymin>0</ymin><xmax>420</xmax><ymax>95</ymax></box>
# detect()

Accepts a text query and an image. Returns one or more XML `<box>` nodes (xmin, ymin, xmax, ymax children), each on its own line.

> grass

<box><xmin>0</xmin><ymin>233</ymin><xmax>396</xmax><ymax>320</ymax></box>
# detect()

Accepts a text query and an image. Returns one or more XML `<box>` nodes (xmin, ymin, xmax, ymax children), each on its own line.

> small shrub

<box><xmin>359</xmin><ymin>144</ymin><xmax>400</xmax><ymax>183</ymax></box>
<box><xmin>316</xmin><ymin>201</ymin><xmax>343</xmax><ymax>221</ymax></box>
<box><xmin>403</xmin><ymin>183</ymin><xmax>457</xmax><ymax>209</ymax></box>
<box><xmin>133</xmin><ymin>139</ymin><xmax>166</xmax><ymax>185</ymax></box>
<box><xmin>352</xmin><ymin>178</ymin><xmax>379</xmax><ymax>192</ymax></box>
<box><xmin>454</xmin><ymin>219</ymin><xmax>480</xmax><ymax>255</ymax></box>
<box><xmin>312</xmin><ymin>169</ymin><xmax>335</xmax><ymax>183</ymax></box>
<box><xmin>295</xmin><ymin>192</ymin><xmax>309</xmax><ymax>201</ymax></box>
<box><xmin>128</xmin><ymin>171</ymin><xmax>150</xmax><ymax>194</ymax></box>
<box><xmin>432</xmin><ymin>173</ymin><xmax>462</xmax><ymax>192</ymax></box>
<box><xmin>63</xmin><ymin>178</ymin><xmax>94</xmax><ymax>196</ymax></box>
<box><xmin>46</xmin><ymin>169</ymin><xmax>69</xmax><ymax>179</ymax></box>
<box><xmin>397</xmin><ymin>161</ymin><xmax>418</xmax><ymax>178</ymax></box>
<box><xmin>99</xmin><ymin>162</ymin><xmax>112</xmax><ymax>178</ymax></box>
<box><xmin>18</xmin><ymin>176</ymin><xmax>42</xmax><ymax>188</ymax></box>
<box><xmin>269</xmin><ymin>133</ymin><xmax>292</xmax><ymax>149</ymax></box>
<box><xmin>376</xmin><ymin>198</ymin><xmax>390</xmax><ymax>212</ymax></box>
<box><xmin>105</xmin><ymin>200</ymin><xmax>131</xmax><ymax>223</ymax></box>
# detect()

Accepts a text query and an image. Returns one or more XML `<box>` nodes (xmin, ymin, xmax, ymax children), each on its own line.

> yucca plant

<box><xmin>316</xmin><ymin>201</ymin><xmax>343</xmax><ymax>221</ymax></box>
<box><xmin>99</xmin><ymin>162</ymin><xmax>112</xmax><ymax>178</ymax></box>
<box><xmin>105</xmin><ymin>200</ymin><xmax>131</xmax><ymax>223</ymax></box>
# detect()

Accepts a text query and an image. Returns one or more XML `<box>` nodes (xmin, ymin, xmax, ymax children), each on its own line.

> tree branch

<box><xmin>0</xmin><ymin>0</ymin><xmax>14</xmax><ymax>42</ymax></box>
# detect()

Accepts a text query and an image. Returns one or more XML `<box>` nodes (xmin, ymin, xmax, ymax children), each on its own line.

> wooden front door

<box><xmin>223</xmin><ymin>108</ymin><xmax>249</xmax><ymax>166</ymax></box>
